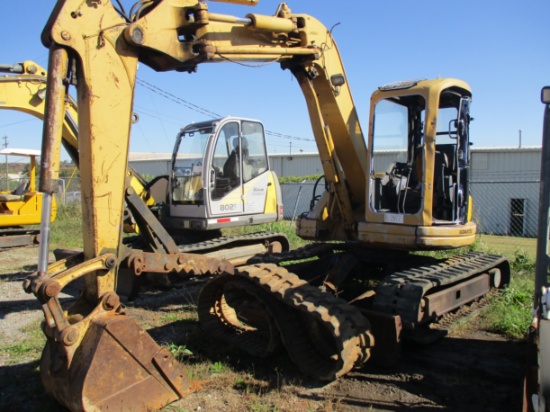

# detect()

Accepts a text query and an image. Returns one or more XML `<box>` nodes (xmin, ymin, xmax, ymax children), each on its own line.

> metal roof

<box><xmin>0</xmin><ymin>148</ymin><xmax>41</xmax><ymax>157</ymax></box>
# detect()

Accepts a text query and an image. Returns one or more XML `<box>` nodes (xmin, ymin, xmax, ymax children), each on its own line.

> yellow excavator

<box><xmin>24</xmin><ymin>1</ymin><xmax>511</xmax><ymax>410</ymax></box>
<box><xmin>0</xmin><ymin>147</ymin><xmax>56</xmax><ymax>247</ymax></box>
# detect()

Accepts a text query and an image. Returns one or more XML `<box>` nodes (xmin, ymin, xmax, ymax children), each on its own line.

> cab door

<box><xmin>207</xmin><ymin>120</ymin><xmax>245</xmax><ymax>216</ymax></box>
<box><xmin>206</xmin><ymin>119</ymin><xmax>270</xmax><ymax>217</ymax></box>
<box><xmin>240</xmin><ymin>120</ymin><xmax>270</xmax><ymax>215</ymax></box>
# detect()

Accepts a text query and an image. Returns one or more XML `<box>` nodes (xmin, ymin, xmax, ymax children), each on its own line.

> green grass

<box><xmin>278</xmin><ymin>174</ymin><xmax>322</xmax><ymax>184</ymax></box>
<box><xmin>0</xmin><ymin>320</ymin><xmax>46</xmax><ymax>365</ymax></box>
<box><xmin>50</xmin><ymin>202</ymin><xmax>84</xmax><ymax>249</ymax></box>
<box><xmin>222</xmin><ymin>221</ymin><xmax>309</xmax><ymax>250</ymax></box>
<box><xmin>481</xmin><ymin>248</ymin><xmax>536</xmax><ymax>339</ymax></box>
<box><xmin>477</xmin><ymin>235</ymin><xmax>536</xmax><ymax>339</ymax></box>
<box><xmin>162</xmin><ymin>312</ymin><xmax>183</xmax><ymax>323</ymax></box>
<box><xmin>477</xmin><ymin>234</ymin><xmax>537</xmax><ymax>259</ymax></box>
<box><xmin>210</xmin><ymin>361</ymin><xmax>228</xmax><ymax>374</ymax></box>
<box><xmin>436</xmin><ymin>237</ymin><xmax>537</xmax><ymax>340</ymax></box>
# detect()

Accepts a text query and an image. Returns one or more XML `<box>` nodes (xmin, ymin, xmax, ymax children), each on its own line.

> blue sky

<box><xmin>0</xmin><ymin>1</ymin><xmax>548</xmax><ymax>160</ymax></box>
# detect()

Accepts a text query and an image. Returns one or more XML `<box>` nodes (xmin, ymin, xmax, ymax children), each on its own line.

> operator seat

<box><xmin>433</xmin><ymin>144</ymin><xmax>456</xmax><ymax>220</ymax></box>
<box><xmin>223</xmin><ymin>136</ymin><xmax>253</xmax><ymax>184</ymax></box>
<box><xmin>0</xmin><ymin>178</ymin><xmax>29</xmax><ymax>202</ymax></box>
<box><xmin>223</xmin><ymin>137</ymin><xmax>240</xmax><ymax>186</ymax></box>
<box><xmin>13</xmin><ymin>178</ymin><xmax>29</xmax><ymax>195</ymax></box>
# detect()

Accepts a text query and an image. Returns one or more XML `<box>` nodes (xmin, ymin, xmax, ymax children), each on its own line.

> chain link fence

<box><xmin>4</xmin><ymin>172</ymin><xmax>541</xmax><ymax>241</ymax></box>
<box><xmin>281</xmin><ymin>173</ymin><xmax>542</xmax><ymax>239</ymax></box>
<box><xmin>0</xmin><ymin>176</ymin><xmax>82</xmax><ymax>204</ymax></box>
<box><xmin>280</xmin><ymin>180</ymin><xmax>325</xmax><ymax>221</ymax></box>
<box><xmin>470</xmin><ymin>169</ymin><xmax>540</xmax><ymax>238</ymax></box>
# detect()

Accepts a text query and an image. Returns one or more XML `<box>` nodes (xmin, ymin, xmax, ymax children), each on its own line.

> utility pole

<box><xmin>518</xmin><ymin>129</ymin><xmax>522</xmax><ymax>148</ymax></box>
<box><xmin>2</xmin><ymin>136</ymin><xmax>8</xmax><ymax>190</ymax></box>
<box><xmin>289</xmin><ymin>141</ymin><xmax>292</xmax><ymax>155</ymax></box>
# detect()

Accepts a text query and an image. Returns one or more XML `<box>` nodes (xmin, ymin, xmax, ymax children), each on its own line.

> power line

<box><xmin>0</xmin><ymin>119</ymin><xmax>35</xmax><ymax>128</ymax></box>
<box><xmin>137</xmin><ymin>78</ymin><xmax>221</xmax><ymax>119</ymax></box>
<box><xmin>136</xmin><ymin>77</ymin><xmax>315</xmax><ymax>143</ymax></box>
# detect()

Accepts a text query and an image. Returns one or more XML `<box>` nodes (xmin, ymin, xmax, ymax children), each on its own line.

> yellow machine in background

<box><xmin>0</xmin><ymin>148</ymin><xmax>56</xmax><ymax>247</ymax></box>
<box><xmin>0</xmin><ymin>60</ymin><xmax>80</xmax><ymax>157</ymax></box>
<box><xmin>24</xmin><ymin>1</ymin><xmax>510</xmax><ymax>410</ymax></box>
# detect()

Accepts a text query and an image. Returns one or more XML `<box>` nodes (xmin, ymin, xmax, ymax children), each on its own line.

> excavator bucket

<box><xmin>25</xmin><ymin>251</ymin><xmax>194</xmax><ymax>411</ymax></box>
<box><xmin>41</xmin><ymin>312</ymin><xmax>193</xmax><ymax>411</ymax></box>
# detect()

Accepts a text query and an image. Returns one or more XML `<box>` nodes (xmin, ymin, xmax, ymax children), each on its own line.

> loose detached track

<box><xmin>198</xmin><ymin>263</ymin><xmax>374</xmax><ymax>380</ymax></box>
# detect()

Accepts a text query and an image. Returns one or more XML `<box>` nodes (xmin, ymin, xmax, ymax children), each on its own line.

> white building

<box><xmin>128</xmin><ymin>146</ymin><xmax>543</xmax><ymax>237</ymax></box>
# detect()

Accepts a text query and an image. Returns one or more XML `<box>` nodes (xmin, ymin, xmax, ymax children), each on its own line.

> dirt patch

<box><xmin>0</xmin><ymin>247</ymin><xmax>526</xmax><ymax>411</ymax></box>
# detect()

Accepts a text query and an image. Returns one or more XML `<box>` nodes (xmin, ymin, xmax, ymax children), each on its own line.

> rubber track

<box><xmin>374</xmin><ymin>252</ymin><xmax>510</xmax><ymax>329</ymax></box>
<box><xmin>0</xmin><ymin>227</ymin><xmax>39</xmax><ymax>236</ymax></box>
<box><xmin>198</xmin><ymin>263</ymin><xmax>374</xmax><ymax>381</ymax></box>
<box><xmin>246</xmin><ymin>242</ymin><xmax>347</xmax><ymax>264</ymax></box>
<box><xmin>177</xmin><ymin>231</ymin><xmax>290</xmax><ymax>254</ymax></box>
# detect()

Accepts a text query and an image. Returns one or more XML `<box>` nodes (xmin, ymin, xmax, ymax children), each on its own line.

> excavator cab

<box><xmin>360</xmin><ymin>78</ymin><xmax>475</xmax><ymax>249</ymax></box>
<box><xmin>166</xmin><ymin>117</ymin><xmax>283</xmax><ymax>232</ymax></box>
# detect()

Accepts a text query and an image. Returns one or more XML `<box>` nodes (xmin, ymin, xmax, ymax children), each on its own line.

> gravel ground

<box><xmin>0</xmin><ymin>246</ymin><xmax>527</xmax><ymax>411</ymax></box>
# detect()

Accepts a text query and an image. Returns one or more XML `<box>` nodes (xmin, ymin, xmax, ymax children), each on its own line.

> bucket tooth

<box><xmin>41</xmin><ymin>313</ymin><xmax>192</xmax><ymax>411</ymax></box>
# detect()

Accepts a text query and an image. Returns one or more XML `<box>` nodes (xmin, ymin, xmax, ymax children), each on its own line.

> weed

<box><xmin>484</xmin><ymin>274</ymin><xmax>534</xmax><ymax>339</ymax></box>
<box><xmin>210</xmin><ymin>361</ymin><xmax>226</xmax><ymax>374</ymax></box>
<box><xmin>162</xmin><ymin>312</ymin><xmax>182</xmax><ymax>323</ymax></box>
<box><xmin>511</xmin><ymin>249</ymin><xmax>536</xmax><ymax>272</ymax></box>
<box><xmin>234</xmin><ymin>376</ymin><xmax>246</xmax><ymax>389</ymax></box>
<box><xmin>50</xmin><ymin>202</ymin><xmax>83</xmax><ymax>249</ymax></box>
<box><xmin>167</xmin><ymin>342</ymin><xmax>193</xmax><ymax>361</ymax></box>
<box><xmin>250</xmin><ymin>400</ymin><xmax>279</xmax><ymax>412</ymax></box>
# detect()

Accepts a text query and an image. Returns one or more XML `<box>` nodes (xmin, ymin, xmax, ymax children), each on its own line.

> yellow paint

<box><xmin>263</xmin><ymin>172</ymin><xmax>278</xmax><ymax>214</ymax></box>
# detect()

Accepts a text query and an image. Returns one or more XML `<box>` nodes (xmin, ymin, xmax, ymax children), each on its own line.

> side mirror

<box><xmin>542</xmin><ymin>86</ymin><xmax>550</xmax><ymax>104</ymax></box>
